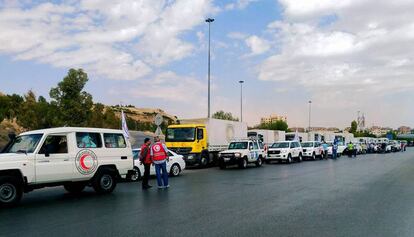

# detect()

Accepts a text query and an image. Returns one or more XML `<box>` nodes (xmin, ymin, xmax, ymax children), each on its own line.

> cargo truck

<box><xmin>165</xmin><ymin>118</ymin><xmax>247</xmax><ymax>167</ymax></box>
<box><xmin>247</xmin><ymin>129</ymin><xmax>285</xmax><ymax>145</ymax></box>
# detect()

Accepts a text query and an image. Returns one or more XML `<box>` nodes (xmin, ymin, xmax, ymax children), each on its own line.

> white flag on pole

<box><xmin>294</xmin><ymin>129</ymin><xmax>299</xmax><ymax>141</ymax></box>
<box><xmin>121</xmin><ymin>110</ymin><xmax>130</xmax><ymax>139</ymax></box>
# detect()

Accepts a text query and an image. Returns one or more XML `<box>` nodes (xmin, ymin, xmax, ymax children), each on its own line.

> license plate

<box><xmin>224</xmin><ymin>158</ymin><xmax>230</xmax><ymax>162</ymax></box>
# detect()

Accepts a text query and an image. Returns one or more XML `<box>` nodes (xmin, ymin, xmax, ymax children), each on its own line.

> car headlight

<box><xmin>234</xmin><ymin>153</ymin><xmax>241</xmax><ymax>157</ymax></box>
<box><xmin>187</xmin><ymin>155</ymin><xmax>194</xmax><ymax>160</ymax></box>
<box><xmin>281</xmin><ymin>150</ymin><xmax>288</xmax><ymax>153</ymax></box>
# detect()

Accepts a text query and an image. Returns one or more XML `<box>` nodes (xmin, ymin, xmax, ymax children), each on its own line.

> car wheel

<box><xmin>93</xmin><ymin>169</ymin><xmax>117</xmax><ymax>194</ymax></box>
<box><xmin>0</xmin><ymin>176</ymin><xmax>22</xmax><ymax>207</ymax></box>
<box><xmin>298</xmin><ymin>153</ymin><xmax>302</xmax><ymax>162</ymax></box>
<box><xmin>128</xmin><ymin>167</ymin><xmax>141</xmax><ymax>182</ymax></box>
<box><xmin>239</xmin><ymin>158</ymin><xmax>248</xmax><ymax>169</ymax></box>
<box><xmin>256</xmin><ymin>158</ymin><xmax>263</xmax><ymax>167</ymax></box>
<box><xmin>286</xmin><ymin>154</ymin><xmax>292</xmax><ymax>164</ymax></box>
<box><xmin>312</xmin><ymin>153</ymin><xmax>316</xmax><ymax>161</ymax></box>
<box><xmin>64</xmin><ymin>182</ymin><xmax>86</xmax><ymax>194</ymax></box>
<box><xmin>170</xmin><ymin>164</ymin><xmax>181</xmax><ymax>177</ymax></box>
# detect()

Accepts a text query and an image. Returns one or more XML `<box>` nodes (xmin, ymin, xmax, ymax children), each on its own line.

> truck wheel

<box><xmin>93</xmin><ymin>170</ymin><xmax>117</xmax><ymax>194</ymax></box>
<box><xmin>286</xmin><ymin>155</ymin><xmax>292</xmax><ymax>164</ymax></box>
<box><xmin>127</xmin><ymin>167</ymin><xmax>141</xmax><ymax>182</ymax></box>
<box><xmin>64</xmin><ymin>183</ymin><xmax>86</xmax><ymax>194</ymax></box>
<box><xmin>170</xmin><ymin>164</ymin><xmax>181</xmax><ymax>177</ymax></box>
<box><xmin>200</xmin><ymin>154</ymin><xmax>209</xmax><ymax>168</ymax></box>
<box><xmin>0</xmin><ymin>176</ymin><xmax>23</xmax><ymax>207</ymax></box>
<box><xmin>239</xmin><ymin>158</ymin><xmax>248</xmax><ymax>169</ymax></box>
<box><xmin>255</xmin><ymin>158</ymin><xmax>263</xmax><ymax>167</ymax></box>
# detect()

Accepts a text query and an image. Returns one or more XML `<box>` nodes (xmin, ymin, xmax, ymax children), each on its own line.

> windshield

<box><xmin>301</xmin><ymin>142</ymin><xmax>313</xmax><ymax>147</ymax></box>
<box><xmin>228</xmin><ymin>142</ymin><xmax>248</xmax><ymax>150</ymax></box>
<box><xmin>271</xmin><ymin>142</ymin><xmax>290</xmax><ymax>148</ymax></box>
<box><xmin>166</xmin><ymin>128</ymin><xmax>195</xmax><ymax>142</ymax></box>
<box><xmin>3</xmin><ymin>134</ymin><xmax>43</xmax><ymax>153</ymax></box>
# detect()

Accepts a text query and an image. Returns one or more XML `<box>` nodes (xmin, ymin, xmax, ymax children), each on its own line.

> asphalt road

<box><xmin>1</xmin><ymin>149</ymin><xmax>414</xmax><ymax>237</ymax></box>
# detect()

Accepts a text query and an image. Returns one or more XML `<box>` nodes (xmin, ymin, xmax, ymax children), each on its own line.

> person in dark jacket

<box><xmin>140</xmin><ymin>138</ymin><xmax>152</xmax><ymax>190</ymax></box>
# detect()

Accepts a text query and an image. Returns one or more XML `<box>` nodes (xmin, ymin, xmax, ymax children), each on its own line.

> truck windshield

<box><xmin>301</xmin><ymin>142</ymin><xmax>313</xmax><ymax>148</ymax></box>
<box><xmin>271</xmin><ymin>142</ymin><xmax>289</xmax><ymax>148</ymax></box>
<box><xmin>3</xmin><ymin>134</ymin><xmax>43</xmax><ymax>153</ymax></box>
<box><xmin>166</xmin><ymin>128</ymin><xmax>195</xmax><ymax>142</ymax></box>
<box><xmin>228</xmin><ymin>142</ymin><xmax>248</xmax><ymax>149</ymax></box>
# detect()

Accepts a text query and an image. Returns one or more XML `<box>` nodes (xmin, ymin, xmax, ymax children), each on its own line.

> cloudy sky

<box><xmin>0</xmin><ymin>0</ymin><xmax>413</xmax><ymax>129</ymax></box>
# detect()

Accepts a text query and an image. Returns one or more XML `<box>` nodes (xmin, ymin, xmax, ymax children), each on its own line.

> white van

<box><xmin>0</xmin><ymin>127</ymin><xmax>133</xmax><ymax>206</ymax></box>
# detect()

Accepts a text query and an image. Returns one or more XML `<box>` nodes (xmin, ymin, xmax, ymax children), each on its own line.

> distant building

<box><xmin>260</xmin><ymin>114</ymin><xmax>287</xmax><ymax>124</ymax></box>
<box><xmin>397</xmin><ymin>126</ymin><xmax>411</xmax><ymax>134</ymax></box>
<box><xmin>289</xmin><ymin>127</ymin><xmax>305</xmax><ymax>133</ymax></box>
<box><xmin>310</xmin><ymin>127</ymin><xmax>340</xmax><ymax>132</ymax></box>
<box><xmin>369</xmin><ymin>126</ymin><xmax>391</xmax><ymax>137</ymax></box>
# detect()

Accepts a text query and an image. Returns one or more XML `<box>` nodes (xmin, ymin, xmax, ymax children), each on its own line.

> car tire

<box><xmin>170</xmin><ymin>164</ymin><xmax>181</xmax><ymax>177</ymax></box>
<box><xmin>239</xmin><ymin>158</ymin><xmax>248</xmax><ymax>169</ymax></box>
<box><xmin>0</xmin><ymin>176</ymin><xmax>23</xmax><ymax>207</ymax></box>
<box><xmin>127</xmin><ymin>167</ymin><xmax>141</xmax><ymax>182</ymax></box>
<box><xmin>92</xmin><ymin>169</ymin><xmax>117</xmax><ymax>194</ymax></box>
<box><xmin>256</xmin><ymin>158</ymin><xmax>263</xmax><ymax>167</ymax></box>
<box><xmin>298</xmin><ymin>153</ymin><xmax>302</xmax><ymax>162</ymax></box>
<box><xmin>64</xmin><ymin>182</ymin><xmax>86</xmax><ymax>194</ymax></box>
<box><xmin>286</xmin><ymin>154</ymin><xmax>292</xmax><ymax>164</ymax></box>
<box><xmin>312</xmin><ymin>153</ymin><xmax>316</xmax><ymax>161</ymax></box>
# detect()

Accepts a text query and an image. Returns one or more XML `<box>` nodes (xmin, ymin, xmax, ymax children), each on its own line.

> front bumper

<box><xmin>267</xmin><ymin>153</ymin><xmax>288</xmax><ymax>160</ymax></box>
<box><xmin>182</xmin><ymin>153</ymin><xmax>201</xmax><ymax>166</ymax></box>
<box><xmin>220</xmin><ymin>156</ymin><xmax>242</xmax><ymax>165</ymax></box>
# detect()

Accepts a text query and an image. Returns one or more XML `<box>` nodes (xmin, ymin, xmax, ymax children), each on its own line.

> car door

<box><xmin>252</xmin><ymin>141</ymin><xmax>259</xmax><ymax>161</ymax></box>
<box><xmin>35</xmin><ymin>134</ymin><xmax>74</xmax><ymax>183</ymax></box>
<box><xmin>290</xmin><ymin>142</ymin><xmax>296</xmax><ymax>157</ymax></box>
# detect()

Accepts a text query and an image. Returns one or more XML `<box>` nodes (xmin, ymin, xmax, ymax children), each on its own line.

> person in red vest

<box><xmin>139</xmin><ymin>138</ymin><xmax>152</xmax><ymax>190</ymax></box>
<box><xmin>151</xmin><ymin>136</ymin><xmax>170</xmax><ymax>188</ymax></box>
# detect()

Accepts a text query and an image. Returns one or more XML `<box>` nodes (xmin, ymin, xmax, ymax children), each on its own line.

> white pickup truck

<box><xmin>0</xmin><ymin>127</ymin><xmax>133</xmax><ymax>206</ymax></box>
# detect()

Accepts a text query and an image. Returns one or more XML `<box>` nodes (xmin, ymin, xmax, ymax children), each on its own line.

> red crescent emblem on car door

<box><xmin>76</xmin><ymin>149</ymin><xmax>98</xmax><ymax>175</ymax></box>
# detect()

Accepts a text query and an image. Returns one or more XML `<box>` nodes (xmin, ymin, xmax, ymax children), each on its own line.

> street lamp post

<box><xmin>308</xmin><ymin>100</ymin><xmax>312</xmax><ymax>132</ymax></box>
<box><xmin>206</xmin><ymin>18</ymin><xmax>214</xmax><ymax>118</ymax></box>
<box><xmin>239</xmin><ymin>80</ymin><xmax>244</xmax><ymax>122</ymax></box>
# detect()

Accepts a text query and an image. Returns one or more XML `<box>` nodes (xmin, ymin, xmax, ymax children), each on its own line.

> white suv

<box><xmin>0</xmin><ymin>127</ymin><xmax>133</xmax><ymax>206</ymax></box>
<box><xmin>218</xmin><ymin>139</ymin><xmax>264</xmax><ymax>169</ymax></box>
<box><xmin>301</xmin><ymin>141</ymin><xmax>323</xmax><ymax>160</ymax></box>
<box><xmin>267</xmin><ymin>141</ymin><xmax>303</xmax><ymax>164</ymax></box>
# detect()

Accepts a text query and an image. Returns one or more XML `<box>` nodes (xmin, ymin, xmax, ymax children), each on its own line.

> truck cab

<box><xmin>218</xmin><ymin>139</ymin><xmax>264</xmax><ymax>169</ymax></box>
<box><xmin>165</xmin><ymin>124</ymin><xmax>208</xmax><ymax>167</ymax></box>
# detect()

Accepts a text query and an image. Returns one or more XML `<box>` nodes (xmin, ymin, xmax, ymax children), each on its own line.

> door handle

<box><xmin>121</xmin><ymin>156</ymin><xmax>127</xmax><ymax>160</ymax></box>
<box><xmin>38</xmin><ymin>160</ymin><xmax>50</xmax><ymax>163</ymax></box>
<box><xmin>63</xmin><ymin>159</ymin><xmax>70</xmax><ymax>161</ymax></box>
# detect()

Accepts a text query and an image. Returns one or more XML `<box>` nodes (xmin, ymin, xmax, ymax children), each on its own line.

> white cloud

<box><xmin>225</xmin><ymin>0</ymin><xmax>258</xmax><ymax>10</ymax></box>
<box><xmin>245</xmin><ymin>35</ymin><xmax>271</xmax><ymax>55</ymax></box>
<box><xmin>0</xmin><ymin>0</ymin><xmax>217</xmax><ymax>80</ymax></box>
<box><xmin>258</xmin><ymin>0</ymin><xmax>414</xmax><ymax>109</ymax></box>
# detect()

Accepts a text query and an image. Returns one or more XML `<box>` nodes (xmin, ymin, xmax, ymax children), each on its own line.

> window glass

<box><xmin>76</xmin><ymin>132</ymin><xmax>102</xmax><ymax>148</ymax></box>
<box><xmin>290</xmin><ymin>143</ymin><xmax>295</xmax><ymax>148</ymax></box>
<box><xmin>132</xmin><ymin>150</ymin><xmax>139</xmax><ymax>160</ymax></box>
<box><xmin>249</xmin><ymin>142</ymin><xmax>253</xmax><ymax>150</ymax></box>
<box><xmin>253</xmin><ymin>142</ymin><xmax>259</xmax><ymax>150</ymax></box>
<box><xmin>39</xmin><ymin>135</ymin><xmax>68</xmax><ymax>154</ymax></box>
<box><xmin>258</xmin><ymin>143</ymin><xmax>264</xmax><ymax>149</ymax></box>
<box><xmin>104</xmin><ymin>133</ymin><xmax>126</xmax><ymax>148</ymax></box>
<box><xmin>228</xmin><ymin>142</ymin><xmax>248</xmax><ymax>149</ymax></box>
<box><xmin>167</xmin><ymin>151</ymin><xmax>173</xmax><ymax>157</ymax></box>
<box><xmin>5</xmin><ymin>134</ymin><xmax>43</xmax><ymax>153</ymax></box>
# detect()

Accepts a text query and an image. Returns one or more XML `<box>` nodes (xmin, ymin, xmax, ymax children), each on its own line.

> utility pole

<box><xmin>308</xmin><ymin>100</ymin><xmax>312</xmax><ymax>132</ymax></box>
<box><xmin>239</xmin><ymin>81</ymin><xmax>244</xmax><ymax>122</ymax></box>
<box><xmin>205</xmin><ymin>18</ymin><xmax>214</xmax><ymax>118</ymax></box>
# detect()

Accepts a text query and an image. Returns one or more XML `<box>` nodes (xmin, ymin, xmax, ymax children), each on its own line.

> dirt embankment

<box><xmin>0</xmin><ymin>119</ymin><xmax>25</xmax><ymax>150</ymax></box>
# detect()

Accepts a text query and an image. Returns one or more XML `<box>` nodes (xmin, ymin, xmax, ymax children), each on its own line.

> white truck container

<box><xmin>247</xmin><ymin>129</ymin><xmax>286</xmax><ymax>145</ymax></box>
<box><xmin>285</xmin><ymin>132</ymin><xmax>309</xmax><ymax>142</ymax></box>
<box><xmin>166</xmin><ymin>118</ymin><xmax>247</xmax><ymax>167</ymax></box>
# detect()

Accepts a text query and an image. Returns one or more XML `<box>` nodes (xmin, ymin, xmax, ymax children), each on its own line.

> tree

<box><xmin>257</xmin><ymin>120</ymin><xmax>289</xmax><ymax>131</ymax></box>
<box><xmin>212</xmin><ymin>110</ymin><xmax>239</xmax><ymax>121</ymax></box>
<box><xmin>49</xmin><ymin>69</ymin><xmax>93</xmax><ymax>126</ymax></box>
<box><xmin>350</xmin><ymin>120</ymin><xmax>358</xmax><ymax>134</ymax></box>
<box><xmin>19</xmin><ymin>90</ymin><xmax>39</xmax><ymax>129</ymax></box>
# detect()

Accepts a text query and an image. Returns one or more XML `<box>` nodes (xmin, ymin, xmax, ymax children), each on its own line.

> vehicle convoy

<box><xmin>165</xmin><ymin>118</ymin><xmax>247</xmax><ymax>167</ymax></box>
<box><xmin>301</xmin><ymin>141</ymin><xmax>323</xmax><ymax>160</ymax></box>
<box><xmin>0</xmin><ymin>127</ymin><xmax>133</xmax><ymax>206</ymax></box>
<box><xmin>267</xmin><ymin>141</ymin><xmax>303</xmax><ymax>164</ymax></box>
<box><xmin>218</xmin><ymin>139</ymin><xmax>264</xmax><ymax>169</ymax></box>
<box><xmin>129</xmin><ymin>148</ymin><xmax>186</xmax><ymax>181</ymax></box>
